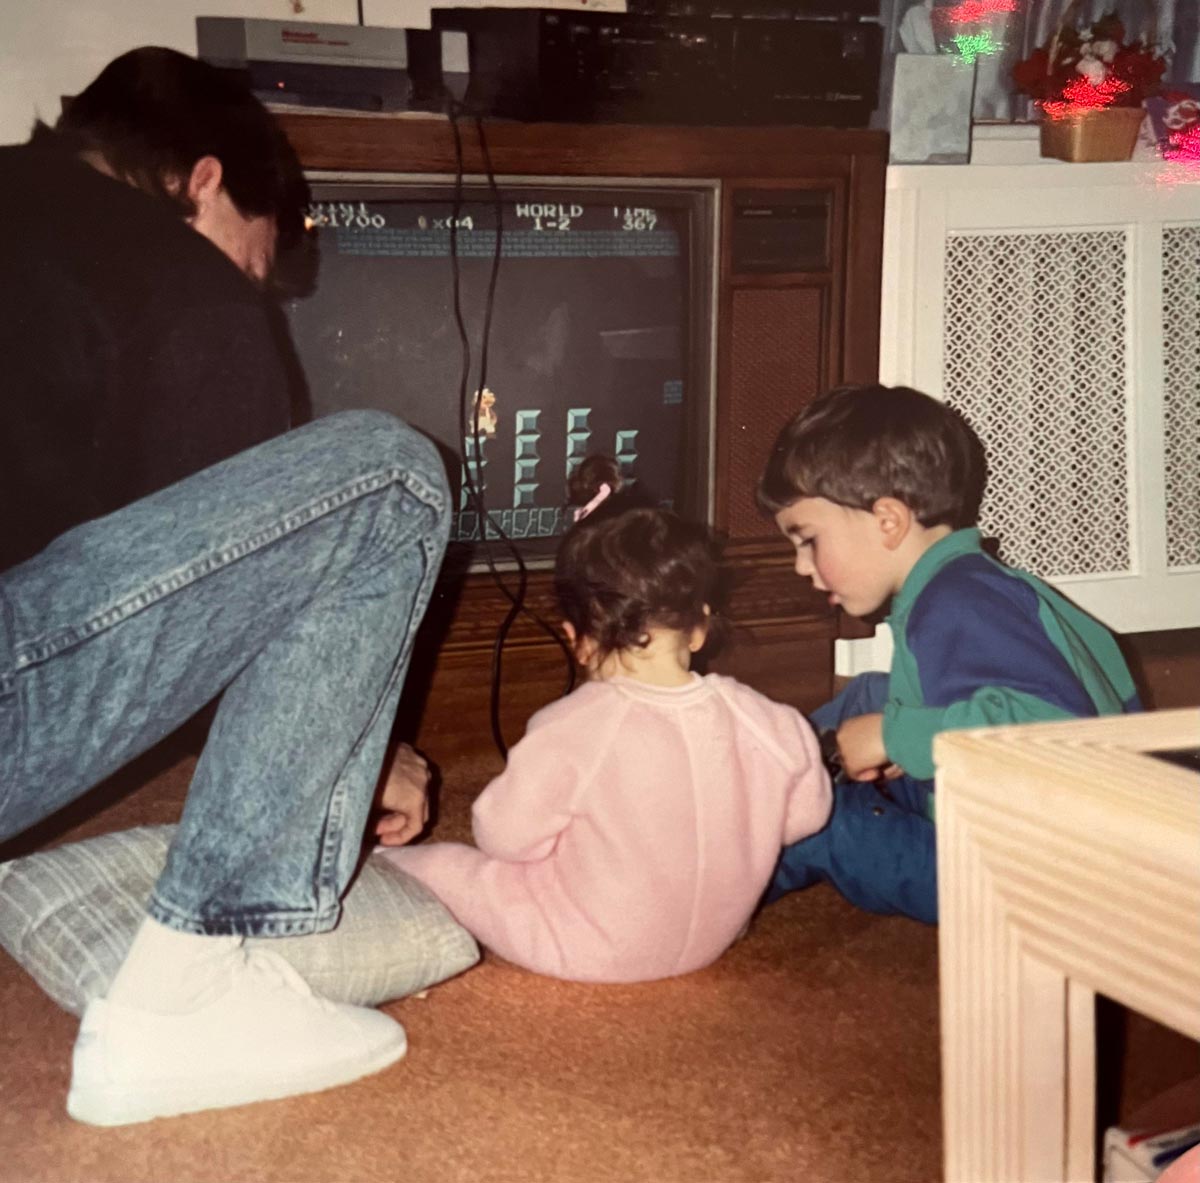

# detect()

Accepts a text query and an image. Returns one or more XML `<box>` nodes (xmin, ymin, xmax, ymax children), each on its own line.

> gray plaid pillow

<box><xmin>0</xmin><ymin>825</ymin><xmax>478</xmax><ymax>1015</ymax></box>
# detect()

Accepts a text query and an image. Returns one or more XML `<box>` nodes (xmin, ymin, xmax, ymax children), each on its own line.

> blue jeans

<box><xmin>0</xmin><ymin>411</ymin><xmax>449</xmax><ymax>937</ymax></box>
<box><xmin>765</xmin><ymin>672</ymin><xmax>938</xmax><ymax>924</ymax></box>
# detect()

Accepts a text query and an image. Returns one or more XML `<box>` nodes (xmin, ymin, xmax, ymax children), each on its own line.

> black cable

<box><xmin>473</xmin><ymin>116</ymin><xmax>579</xmax><ymax>744</ymax></box>
<box><xmin>445</xmin><ymin>106</ymin><xmax>576</xmax><ymax>760</ymax></box>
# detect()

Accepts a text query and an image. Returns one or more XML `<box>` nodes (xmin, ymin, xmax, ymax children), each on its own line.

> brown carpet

<box><xmin>0</xmin><ymin>726</ymin><xmax>1194</xmax><ymax>1183</ymax></box>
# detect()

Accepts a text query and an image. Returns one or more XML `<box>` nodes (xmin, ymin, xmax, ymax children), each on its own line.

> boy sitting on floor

<box><xmin>757</xmin><ymin>384</ymin><xmax>1141</xmax><ymax>924</ymax></box>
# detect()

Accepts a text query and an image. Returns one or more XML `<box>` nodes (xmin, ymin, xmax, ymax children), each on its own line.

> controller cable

<box><xmin>445</xmin><ymin>105</ymin><xmax>577</xmax><ymax>760</ymax></box>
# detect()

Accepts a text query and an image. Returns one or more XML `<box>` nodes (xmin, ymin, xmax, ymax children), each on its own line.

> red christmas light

<box><xmin>1041</xmin><ymin>76</ymin><xmax>1131</xmax><ymax>118</ymax></box>
<box><xmin>1165</xmin><ymin>126</ymin><xmax>1200</xmax><ymax>165</ymax></box>
<box><xmin>935</xmin><ymin>0</ymin><xmax>1018</xmax><ymax>25</ymax></box>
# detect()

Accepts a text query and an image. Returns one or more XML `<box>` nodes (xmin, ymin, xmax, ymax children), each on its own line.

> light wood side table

<box><xmin>935</xmin><ymin>709</ymin><xmax>1200</xmax><ymax>1183</ymax></box>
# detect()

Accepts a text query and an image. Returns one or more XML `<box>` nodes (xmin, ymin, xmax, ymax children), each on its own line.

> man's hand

<box><xmin>373</xmin><ymin>743</ymin><xmax>432</xmax><ymax>847</ymax></box>
<box><xmin>836</xmin><ymin>713</ymin><xmax>893</xmax><ymax>782</ymax></box>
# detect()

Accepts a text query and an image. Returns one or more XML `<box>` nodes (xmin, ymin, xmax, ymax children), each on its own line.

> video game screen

<box><xmin>284</xmin><ymin>184</ymin><xmax>709</xmax><ymax>561</ymax></box>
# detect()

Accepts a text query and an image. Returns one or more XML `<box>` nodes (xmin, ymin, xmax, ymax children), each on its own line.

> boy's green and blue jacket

<box><xmin>881</xmin><ymin>528</ymin><xmax>1141</xmax><ymax>784</ymax></box>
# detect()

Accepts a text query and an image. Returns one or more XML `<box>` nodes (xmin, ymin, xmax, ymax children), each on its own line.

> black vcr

<box><xmin>430</xmin><ymin>7</ymin><xmax>883</xmax><ymax>127</ymax></box>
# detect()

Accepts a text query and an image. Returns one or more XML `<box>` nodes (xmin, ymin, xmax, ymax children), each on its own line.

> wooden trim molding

<box><xmin>934</xmin><ymin>709</ymin><xmax>1200</xmax><ymax>1183</ymax></box>
<box><xmin>425</xmin><ymin>544</ymin><xmax>832</xmax><ymax>656</ymax></box>
<box><xmin>279</xmin><ymin>115</ymin><xmax>888</xmax><ymax>181</ymax></box>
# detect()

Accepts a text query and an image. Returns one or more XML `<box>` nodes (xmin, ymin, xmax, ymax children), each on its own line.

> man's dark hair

<box><xmin>556</xmin><ymin>456</ymin><xmax>724</xmax><ymax>663</ymax></box>
<box><xmin>36</xmin><ymin>46</ymin><xmax>308</xmax><ymax>247</ymax></box>
<box><xmin>756</xmin><ymin>384</ymin><xmax>988</xmax><ymax>529</ymax></box>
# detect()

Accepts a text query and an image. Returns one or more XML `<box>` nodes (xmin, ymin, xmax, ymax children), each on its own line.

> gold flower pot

<box><xmin>1039</xmin><ymin>105</ymin><xmax>1145</xmax><ymax>162</ymax></box>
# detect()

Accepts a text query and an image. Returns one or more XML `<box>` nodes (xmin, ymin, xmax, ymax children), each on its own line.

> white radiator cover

<box><xmin>870</xmin><ymin>139</ymin><xmax>1200</xmax><ymax>645</ymax></box>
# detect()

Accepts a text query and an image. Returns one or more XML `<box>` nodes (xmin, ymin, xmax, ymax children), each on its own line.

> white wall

<box><xmin>0</xmin><ymin>0</ymin><xmax>356</xmax><ymax>144</ymax></box>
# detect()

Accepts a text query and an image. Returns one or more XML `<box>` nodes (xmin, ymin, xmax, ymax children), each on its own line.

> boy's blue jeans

<box><xmin>765</xmin><ymin>672</ymin><xmax>938</xmax><ymax>924</ymax></box>
<box><xmin>0</xmin><ymin>410</ymin><xmax>449</xmax><ymax>938</ymax></box>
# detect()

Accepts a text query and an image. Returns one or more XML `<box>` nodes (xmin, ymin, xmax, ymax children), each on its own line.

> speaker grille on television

<box><xmin>724</xmin><ymin>286</ymin><xmax>824</xmax><ymax>539</ymax></box>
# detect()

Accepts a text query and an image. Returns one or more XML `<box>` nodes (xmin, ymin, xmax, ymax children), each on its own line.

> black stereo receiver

<box><xmin>627</xmin><ymin>0</ymin><xmax>880</xmax><ymax>15</ymax></box>
<box><xmin>430</xmin><ymin>7</ymin><xmax>883</xmax><ymax>126</ymax></box>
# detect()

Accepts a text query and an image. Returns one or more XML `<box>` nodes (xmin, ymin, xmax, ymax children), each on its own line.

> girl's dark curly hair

<box><xmin>555</xmin><ymin>457</ymin><xmax>724</xmax><ymax>664</ymax></box>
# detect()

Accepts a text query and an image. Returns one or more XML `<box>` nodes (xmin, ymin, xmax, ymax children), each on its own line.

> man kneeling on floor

<box><xmin>0</xmin><ymin>47</ymin><xmax>450</xmax><ymax>1124</ymax></box>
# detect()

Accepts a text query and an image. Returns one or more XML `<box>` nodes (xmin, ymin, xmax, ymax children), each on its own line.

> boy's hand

<box><xmin>836</xmin><ymin>713</ymin><xmax>892</xmax><ymax>782</ymax></box>
<box><xmin>374</xmin><ymin>743</ymin><xmax>432</xmax><ymax>847</ymax></box>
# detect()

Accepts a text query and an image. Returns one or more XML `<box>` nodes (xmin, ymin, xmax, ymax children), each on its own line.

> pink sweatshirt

<box><xmin>380</xmin><ymin>672</ymin><xmax>832</xmax><ymax>983</ymax></box>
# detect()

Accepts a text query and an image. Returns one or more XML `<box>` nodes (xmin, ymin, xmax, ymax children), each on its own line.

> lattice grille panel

<box><xmin>1162</xmin><ymin>225</ymin><xmax>1200</xmax><ymax>569</ymax></box>
<box><xmin>943</xmin><ymin>230</ymin><xmax>1130</xmax><ymax>578</ymax></box>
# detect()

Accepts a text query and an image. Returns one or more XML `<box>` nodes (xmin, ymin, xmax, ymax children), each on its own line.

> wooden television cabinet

<box><xmin>277</xmin><ymin>114</ymin><xmax>887</xmax><ymax>759</ymax></box>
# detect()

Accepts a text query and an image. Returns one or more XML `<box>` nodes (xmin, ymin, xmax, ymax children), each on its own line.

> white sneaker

<box><xmin>66</xmin><ymin>947</ymin><xmax>407</xmax><ymax>1126</ymax></box>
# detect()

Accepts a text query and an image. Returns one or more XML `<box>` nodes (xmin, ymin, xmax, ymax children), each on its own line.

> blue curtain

<box><xmin>1023</xmin><ymin>0</ymin><xmax>1197</xmax><ymax>85</ymax></box>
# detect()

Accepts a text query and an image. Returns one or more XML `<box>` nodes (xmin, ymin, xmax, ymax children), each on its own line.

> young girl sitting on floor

<box><xmin>379</xmin><ymin>459</ymin><xmax>832</xmax><ymax>983</ymax></box>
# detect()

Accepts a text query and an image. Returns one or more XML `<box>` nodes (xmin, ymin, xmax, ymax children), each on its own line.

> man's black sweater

<box><xmin>0</xmin><ymin>142</ymin><xmax>292</xmax><ymax>572</ymax></box>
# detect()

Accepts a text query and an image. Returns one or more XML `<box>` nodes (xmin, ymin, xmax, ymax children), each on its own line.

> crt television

<box><xmin>283</xmin><ymin>175</ymin><xmax>718</xmax><ymax>564</ymax></box>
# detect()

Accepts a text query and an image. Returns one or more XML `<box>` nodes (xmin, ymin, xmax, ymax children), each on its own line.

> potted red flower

<box><xmin>1012</xmin><ymin>9</ymin><xmax>1169</xmax><ymax>161</ymax></box>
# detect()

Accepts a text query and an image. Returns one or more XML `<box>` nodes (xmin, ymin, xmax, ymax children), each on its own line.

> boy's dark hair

<box><xmin>556</xmin><ymin>456</ymin><xmax>723</xmax><ymax>663</ymax></box>
<box><xmin>34</xmin><ymin>46</ymin><xmax>308</xmax><ymax>248</ymax></box>
<box><xmin>756</xmin><ymin>384</ymin><xmax>988</xmax><ymax>528</ymax></box>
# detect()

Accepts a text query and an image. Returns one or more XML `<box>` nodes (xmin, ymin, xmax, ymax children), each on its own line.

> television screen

<box><xmin>283</xmin><ymin>181</ymin><xmax>714</xmax><ymax>563</ymax></box>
